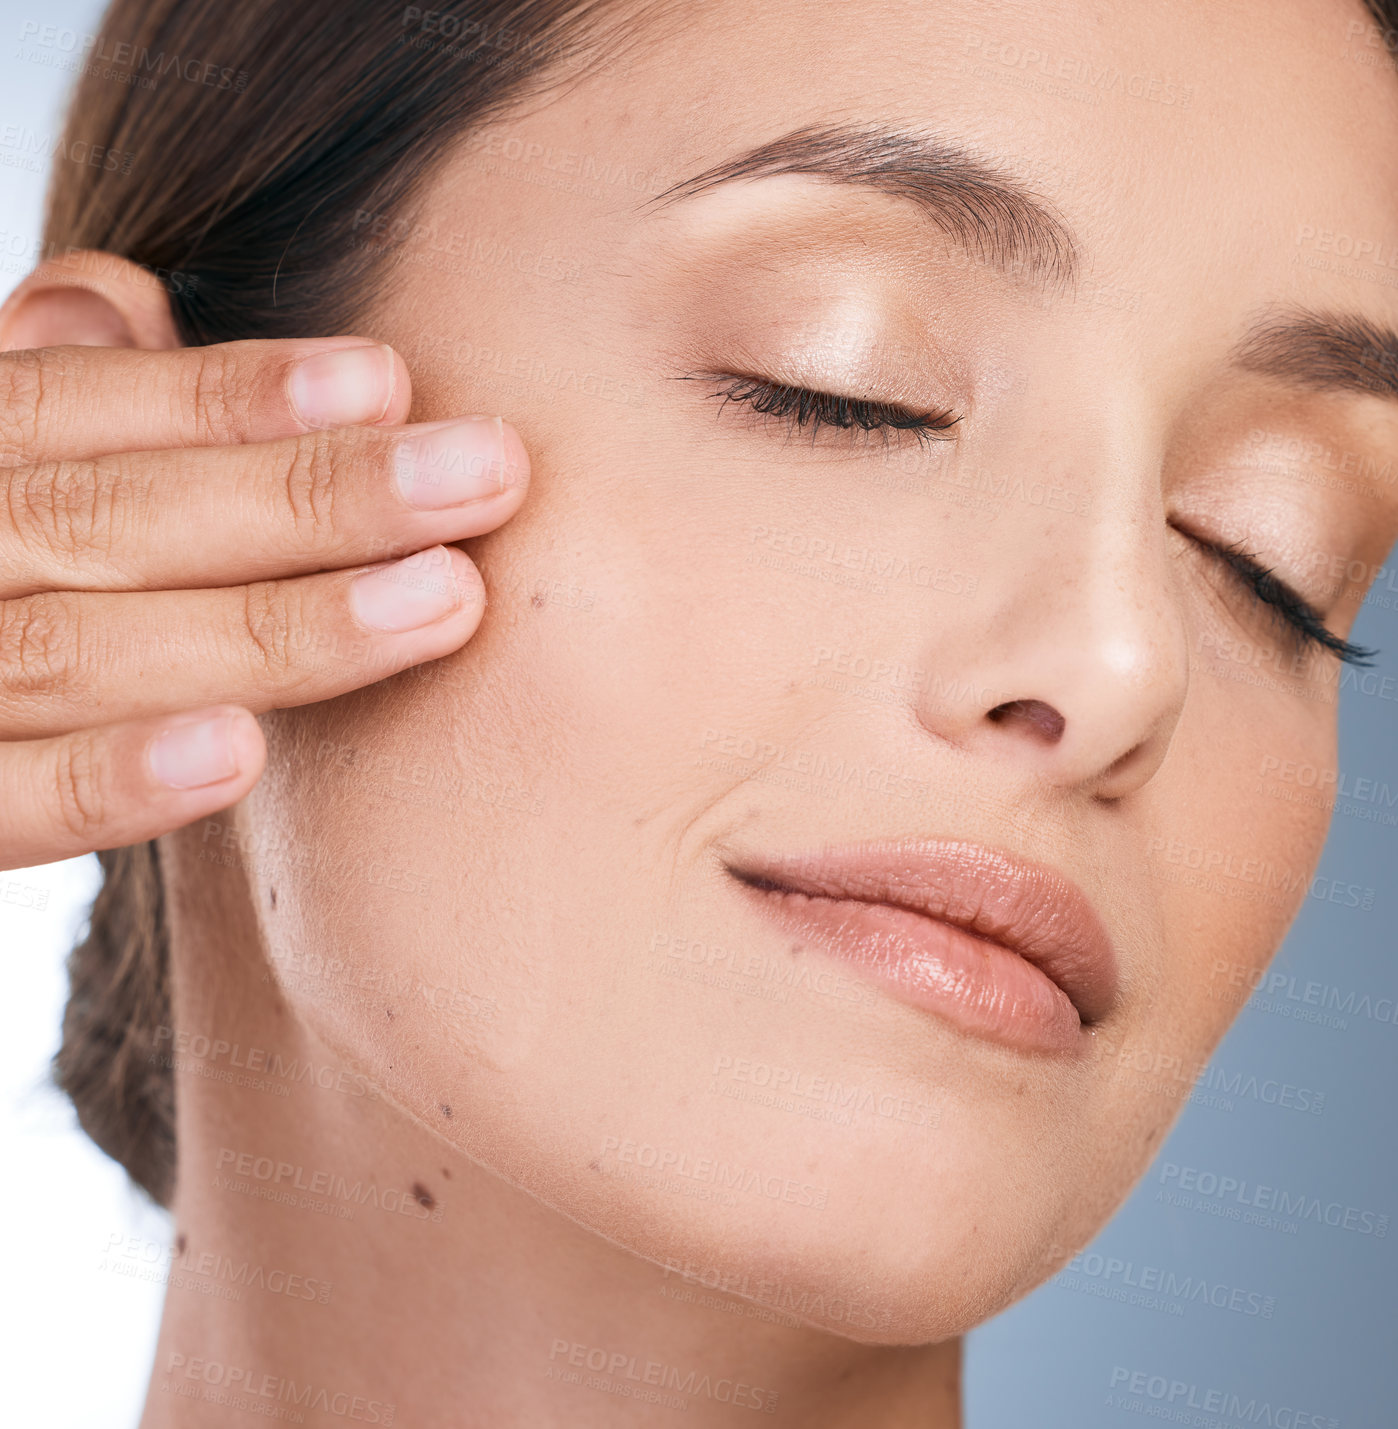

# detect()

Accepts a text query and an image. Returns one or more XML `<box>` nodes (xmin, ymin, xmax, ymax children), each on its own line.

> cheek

<box><xmin>1177</xmin><ymin>683</ymin><xmax>1335</xmax><ymax>991</ymax></box>
<box><xmin>1090</xmin><ymin>673</ymin><xmax>1337</xmax><ymax>1136</ymax></box>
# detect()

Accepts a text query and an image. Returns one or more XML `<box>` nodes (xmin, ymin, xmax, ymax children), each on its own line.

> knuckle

<box><xmin>184</xmin><ymin>346</ymin><xmax>251</xmax><ymax>445</ymax></box>
<box><xmin>278</xmin><ymin>430</ymin><xmax>344</xmax><ymax>542</ymax></box>
<box><xmin>51</xmin><ymin>729</ymin><xmax>112</xmax><ymax>843</ymax></box>
<box><xmin>239</xmin><ymin>579</ymin><xmax>305</xmax><ymax>682</ymax></box>
<box><xmin>8</xmin><ymin>458</ymin><xmax>121</xmax><ymax>562</ymax></box>
<box><xmin>0</xmin><ymin>590</ymin><xmax>81</xmax><ymax>699</ymax></box>
<box><xmin>0</xmin><ymin>348</ymin><xmax>49</xmax><ymax>465</ymax></box>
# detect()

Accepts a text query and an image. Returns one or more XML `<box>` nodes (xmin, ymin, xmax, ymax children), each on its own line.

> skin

<box><xmin>4</xmin><ymin>0</ymin><xmax>1398</xmax><ymax>1424</ymax></box>
<box><xmin>0</xmin><ymin>319</ymin><xmax>533</xmax><ymax>862</ymax></box>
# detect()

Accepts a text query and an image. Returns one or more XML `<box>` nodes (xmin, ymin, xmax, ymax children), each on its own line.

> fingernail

<box><xmin>350</xmin><ymin>546</ymin><xmax>469</xmax><ymax>631</ymax></box>
<box><xmin>287</xmin><ymin>344</ymin><xmax>395</xmax><ymax>429</ymax></box>
<box><xmin>149</xmin><ymin>713</ymin><xmax>239</xmax><ymax>789</ymax></box>
<box><xmin>394</xmin><ymin>416</ymin><xmax>518</xmax><ymax>509</ymax></box>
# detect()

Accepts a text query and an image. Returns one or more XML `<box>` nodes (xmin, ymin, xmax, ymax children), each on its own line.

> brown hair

<box><xmin>45</xmin><ymin>0</ymin><xmax>1398</xmax><ymax>1208</ymax></box>
<box><xmin>43</xmin><ymin>0</ymin><xmax>656</xmax><ymax>1207</ymax></box>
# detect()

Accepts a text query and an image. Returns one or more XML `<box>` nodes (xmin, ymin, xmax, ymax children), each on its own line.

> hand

<box><xmin>0</xmin><ymin>337</ymin><xmax>529</xmax><ymax>870</ymax></box>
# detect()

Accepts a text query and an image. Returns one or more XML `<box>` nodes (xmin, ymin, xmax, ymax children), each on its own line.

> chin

<box><xmin>585</xmin><ymin>1170</ymin><xmax>1084</xmax><ymax>1346</ymax></box>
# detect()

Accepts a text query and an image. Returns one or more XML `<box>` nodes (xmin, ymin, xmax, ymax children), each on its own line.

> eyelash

<box><xmin>1179</xmin><ymin>531</ymin><xmax>1378</xmax><ymax>668</ymax></box>
<box><xmin>689</xmin><ymin>372</ymin><xmax>1379</xmax><ymax>668</ymax></box>
<box><xmin>686</xmin><ymin>372</ymin><xmax>962</xmax><ymax>448</ymax></box>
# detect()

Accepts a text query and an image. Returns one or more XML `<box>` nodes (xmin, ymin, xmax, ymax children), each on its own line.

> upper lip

<box><xmin>725</xmin><ymin>838</ymin><xmax>1119</xmax><ymax>1025</ymax></box>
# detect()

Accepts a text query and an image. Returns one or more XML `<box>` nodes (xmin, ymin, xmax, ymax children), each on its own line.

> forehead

<box><xmin>550</xmin><ymin>0</ymin><xmax>1398</xmax><ymax>318</ymax></box>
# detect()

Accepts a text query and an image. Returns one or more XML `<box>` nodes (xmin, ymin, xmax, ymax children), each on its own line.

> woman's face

<box><xmin>233</xmin><ymin>0</ymin><xmax>1398</xmax><ymax>1340</ymax></box>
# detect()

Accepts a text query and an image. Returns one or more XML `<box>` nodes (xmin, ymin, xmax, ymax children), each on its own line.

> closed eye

<box><xmin>1173</xmin><ymin>523</ymin><xmax>1378</xmax><ymax>667</ymax></box>
<box><xmin>685</xmin><ymin>375</ymin><xmax>1377</xmax><ymax>668</ymax></box>
<box><xmin>681</xmin><ymin>372</ymin><xmax>962</xmax><ymax>448</ymax></box>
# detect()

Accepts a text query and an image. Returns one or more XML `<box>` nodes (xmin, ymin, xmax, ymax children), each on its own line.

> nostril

<box><xmin>986</xmin><ymin>698</ymin><xmax>1066</xmax><ymax>742</ymax></box>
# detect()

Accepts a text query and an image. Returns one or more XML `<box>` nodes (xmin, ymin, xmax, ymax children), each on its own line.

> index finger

<box><xmin>0</xmin><ymin>337</ymin><xmax>413</xmax><ymax>464</ymax></box>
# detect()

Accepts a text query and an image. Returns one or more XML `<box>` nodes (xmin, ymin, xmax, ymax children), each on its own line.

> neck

<box><xmin>141</xmin><ymin>826</ymin><xmax>962</xmax><ymax>1429</ymax></box>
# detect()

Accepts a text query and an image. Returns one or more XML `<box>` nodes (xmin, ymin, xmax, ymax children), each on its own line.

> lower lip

<box><xmin>735</xmin><ymin>881</ymin><xmax>1084</xmax><ymax>1054</ymax></box>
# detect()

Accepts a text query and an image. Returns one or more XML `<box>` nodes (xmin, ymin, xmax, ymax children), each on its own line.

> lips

<box><xmin>725</xmin><ymin>839</ymin><xmax>1119</xmax><ymax>1053</ymax></box>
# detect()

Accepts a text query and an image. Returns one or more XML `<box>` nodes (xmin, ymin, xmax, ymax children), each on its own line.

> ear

<box><xmin>0</xmin><ymin>247</ymin><xmax>183</xmax><ymax>353</ymax></box>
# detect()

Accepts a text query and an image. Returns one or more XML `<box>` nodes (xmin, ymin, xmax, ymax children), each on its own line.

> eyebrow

<box><xmin>644</xmin><ymin>130</ymin><xmax>1398</xmax><ymax>418</ymax></box>
<box><xmin>1232</xmin><ymin>307</ymin><xmax>1398</xmax><ymax>405</ymax></box>
<box><xmin>640</xmin><ymin>122</ymin><xmax>1079</xmax><ymax>290</ymax></box>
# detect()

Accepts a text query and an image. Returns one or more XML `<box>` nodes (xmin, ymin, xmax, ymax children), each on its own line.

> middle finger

<box><xmin>0</xmin><ymin>416</ymin><xmax>529</xmax><ymax>599</ymax></box>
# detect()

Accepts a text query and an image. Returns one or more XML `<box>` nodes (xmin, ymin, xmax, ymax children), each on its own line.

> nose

<box><xmin>910</xmin><ymin>486</ymin><xmax>1190</xmax><ymax>801</ymax></box>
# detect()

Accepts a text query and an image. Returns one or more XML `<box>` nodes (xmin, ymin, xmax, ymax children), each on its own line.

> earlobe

<box><xmin>0</xmin><ymin>248</ymin><xmax>183</xmax><ymax>354</ymax></box>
